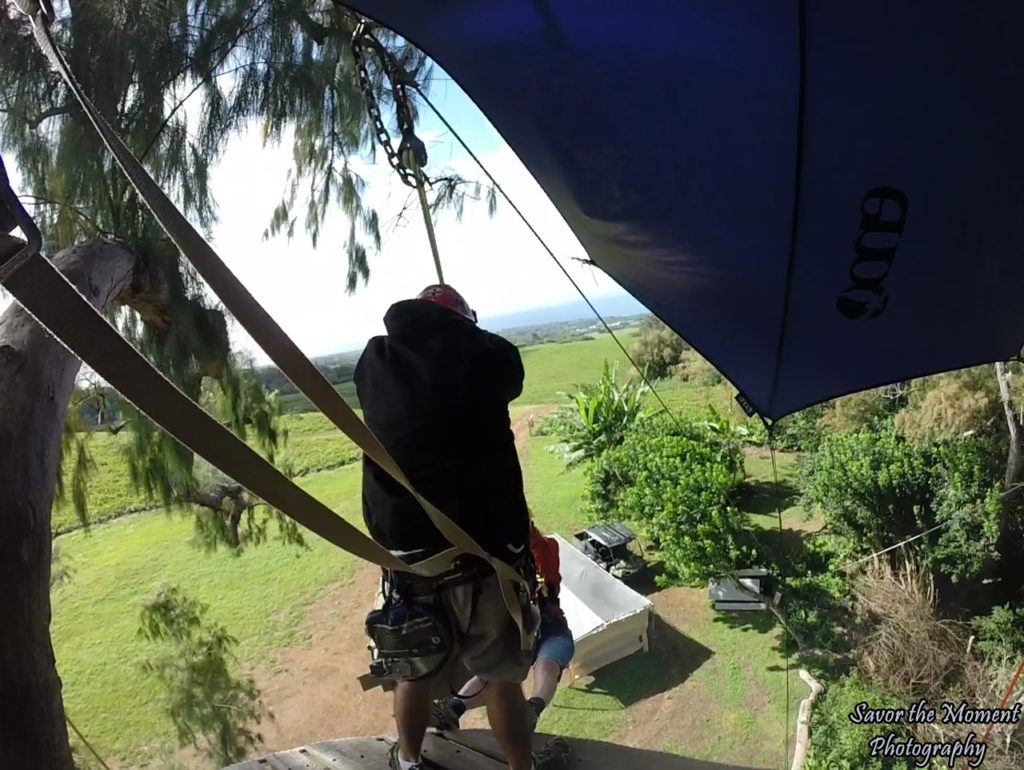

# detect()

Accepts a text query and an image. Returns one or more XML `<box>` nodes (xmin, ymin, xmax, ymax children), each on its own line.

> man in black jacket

<box><xmin>354</xmin><ymin>285</ymin><xmax>570</xmax><ymax>770</ymax></box>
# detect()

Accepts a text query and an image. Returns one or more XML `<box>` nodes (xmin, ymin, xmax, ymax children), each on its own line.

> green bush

<box><xmin>821</xmin><ymin>388</ymin><xmax>903</xmax><ymax>433</ymax></box>
<box><xmin>970</xmin><ymin>604</ymin><xmax>1024</xmax><ymax>659</ymax></box>
<box><xmin>585</xmin><ymin>416</ymin><xmax>750</xmax><ymax>584</ymax></box>
<box><xmin>800</xmin><ymin>426</ymin><xmax>1003</xmax><ymax>583</ymax></box>
<box><xmin>803</xmin><ymin>673</ymin><xmax>917</xmax><ymax>770</ymax></box>
<box><xmin>675</xmin><ymin>351</ymin><xmax>725</xmax><ymax>386</ymax></box>
<box><xmin>929</xmin><ymin>440</ymin><xmax>1003</xmax><ymax>583</ymax></box>
<box><xmin>782</xmin><ymin>536</ymin><xmax>855</xmax><ymax>653</ymax></box>
<box><xmin>629</xmin><ymin>318</ymin><xmax>687</xmax><ymax>379</ymax></box>
<box><xmin>551</xmin><ymin>360</ymin><xmax>650</xmax><ymax>467</ymax></box>
<box><xmin>800</xmin><ymin>427</ymin><xmax>933</xmax><ymax>553</ymax></box>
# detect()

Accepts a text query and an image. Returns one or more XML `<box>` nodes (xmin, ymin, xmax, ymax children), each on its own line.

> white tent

<box><xmin>552</xmin><ymin>534</ymin><xmax>653</xmax><ymax>679</ymax></box>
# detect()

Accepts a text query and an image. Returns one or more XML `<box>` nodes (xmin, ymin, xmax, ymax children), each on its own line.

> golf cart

<box><xmin>572</xmin><ymin>521</ymin><xmax>646</xmax><ymax>579</ymax></box>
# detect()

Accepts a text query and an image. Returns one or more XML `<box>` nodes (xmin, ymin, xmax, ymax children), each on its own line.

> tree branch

<box><xmin>285</xmin><ymin>3</ymin><xmax>334</xmax><ymax>45</ymax></box>
<box><xmin>178</xmin><ymin>483</ymin><xmax>245</xmax><ymax>512</ymax></box>
<box><xmin>790</xmin><ymin>670</ymin><xmax>824</xmax><ymax>770</ymax></box>
<box><xmin>0</xmin><ymin>103</ymin><xmax>71</xmax><ymax>129</ymax></box>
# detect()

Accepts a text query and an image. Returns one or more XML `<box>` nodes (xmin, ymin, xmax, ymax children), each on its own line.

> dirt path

<box><xmin>512</xmin><ymin>404</ymin><xmax>556</xmax><ymax>453</ymax></box>
<box><xmin>246</xmin><ymin>405</ymin><xmax>558</xmax><ymax>755</ymax></box>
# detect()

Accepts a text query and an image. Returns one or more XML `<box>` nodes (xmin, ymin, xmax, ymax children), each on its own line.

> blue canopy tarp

<box><xmin>342</xmin><ymin>1</ymin><xmax>1024</xmax><ymax>420</ymax></box>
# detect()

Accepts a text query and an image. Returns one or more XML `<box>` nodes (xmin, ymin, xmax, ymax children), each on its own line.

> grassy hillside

<box><xmin>515</xmin><ymin>329</ymin><xmax>640</xmax><ymax>405</ymax></box>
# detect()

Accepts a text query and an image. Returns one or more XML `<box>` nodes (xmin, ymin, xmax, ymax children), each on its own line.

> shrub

<box><xmin>803</xmin><ymin>673</ymin><xmax>917</xmax><ymax>770</ymax></box>
<box><xmin>702</xmin><ymin>404</ymin><xmax>767</xmax><ymax>448</ymax></box>
<box><xmin>929</xmin><ymin>440</ymin><xmax>1003</xmax><ymax>583</ymax></box>
<box><xmin>675</xmin><ymin>351</ymin><xmax>725</xmax><ymax>386</ymax></box>
<box><xmin>800</xmin><ymin>427</ymin><xmax>933</xmax><ymax>553</ymax></box>
<box><xmin>970</xmin><ymin>604</ymin><xmax>1024</xmax><ymax>659</ymax></box>
<box><xmin>849</xmin><ymin>559</ymin><xmax>1024</xmax><ymax>769</ymax></box>
<box><xmin>896</xmin><ymin>370</ymin><xmax>1003</xmax><ymax>446</ymax></box>
<box><xmin>801</xmin><ymin>425</ymin><xmax>1003</xmax><ymax>583</ymax></box>
<box><xmin>585</xmin><ymin>416</ymin><xmax>750</xmax><ymax>584</ymax></box>
<box><xmin>820</xmin><ymin>388</ymin><xmax>903</xmax><ymax>433</ymax></box>
<box><xmin>782</xmin><ymin>536</ymin><xmax>856</xmax><ymax>653</ymax></box>
<box><xmin>771</xmin><ymin>403</ymin><xmax>830</xmax><ymax>452</ymax></box>
<box><xmin>551</xmin><ymin>360</ymin><xmax>650</xmax><ymax>467</ymax></box>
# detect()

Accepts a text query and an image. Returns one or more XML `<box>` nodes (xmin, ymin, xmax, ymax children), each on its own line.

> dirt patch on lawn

<box><xmin>511</xmin><ymin>405</ymin><xmax>557</xmax><ymax>450</ymax></box>
<box><xmin>248</xmin><ymin>567</ymin><xmax>393</xmax><ymax>753</ymax></box>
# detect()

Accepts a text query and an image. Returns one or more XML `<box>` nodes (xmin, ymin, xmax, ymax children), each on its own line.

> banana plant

<box><xmin>555</xmin><ymin>361</ymin><xmax>651</xmax><ymax>467</ymax></box>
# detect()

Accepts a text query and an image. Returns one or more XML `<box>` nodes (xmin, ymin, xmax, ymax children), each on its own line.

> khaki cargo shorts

<box><xmin>427</xmin><ymin>573</ymin><xmax>536</xmax><ymax>696</ymax></box>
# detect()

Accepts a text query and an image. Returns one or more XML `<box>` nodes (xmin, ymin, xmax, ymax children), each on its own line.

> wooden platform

<box><xmin>224</xmin><ymin>729</ymin><xmax>765</xmax><ymax>770</ymax></box>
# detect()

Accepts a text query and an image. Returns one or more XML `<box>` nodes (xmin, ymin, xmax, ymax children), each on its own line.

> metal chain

<box><xmin>351</xmin><ymin>21</ymin><xmax>444</xmax><ymax>284</ymax></box>
<box><xmin>351</xmin><ymin>22</ymin><xmax>429</xmax><ymax>190</ymax></box>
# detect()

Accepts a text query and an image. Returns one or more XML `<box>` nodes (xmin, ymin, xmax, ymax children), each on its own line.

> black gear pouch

<box><xmin>365</xmin><ymin>578</ymin><xmax>453</xmax><ymax>682</ymax></box>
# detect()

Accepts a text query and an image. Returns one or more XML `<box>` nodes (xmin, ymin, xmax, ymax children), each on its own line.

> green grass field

<box><xmin>50</xmin><ymin>332</ymin><xmax>806</xmax><ymax>768</ymax></box>
<box><xmin>52</xmin><ymin>413</ymin><xmax>365</xmax><ymax>534</ymax></box>
<box><xmin>514</xmin><ymin>330</ymin><xmax>640</xmax><ymax>405</ymax></box>
<box><xmin>279</xmin><ymin>380</ymin><xmax>359</xmax><ymax>413</ymax></box>
<box><xmin>53</xmin><ymin>466</ymin><xmax>365</xmax><ymax>765</ymax></box>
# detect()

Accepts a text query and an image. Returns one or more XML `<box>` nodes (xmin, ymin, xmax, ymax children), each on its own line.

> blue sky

<box><xmin>2</xmin><ymin>63</ymin><xmax>637</xmax><ymax>363</ymax></box>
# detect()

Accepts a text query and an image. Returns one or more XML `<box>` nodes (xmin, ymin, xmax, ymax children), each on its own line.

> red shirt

<box><xmin>530</xmin><ymin>525</ymin><xmax>562</xmax><ymax>615</ymax></box>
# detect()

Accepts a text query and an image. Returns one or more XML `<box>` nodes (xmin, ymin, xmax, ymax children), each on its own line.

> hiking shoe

<box><xmin>532</xmin><ymin>736</ymin><xmax>572</xmax><ymax>770</ymax></box>
<box><xmin>429</xmin><ymin>696</ymin><xmax>462</xmax><ymax>731</ymax></box>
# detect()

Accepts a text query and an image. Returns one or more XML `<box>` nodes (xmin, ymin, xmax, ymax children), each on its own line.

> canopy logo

<box><xmin>836</xmin><ymin>186</ymin><xmax>909</xmax><ymax>321</ymax></box>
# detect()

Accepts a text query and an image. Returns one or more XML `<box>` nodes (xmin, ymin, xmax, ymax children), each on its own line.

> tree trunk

<box><xmin>0</xmin><ymin>235</ymin><xmax>141</xmax><ymax>769</ymax></box>
<box><xmin>992</xmin><ymin>362</ymin><xmax>1024</xmax><ymax>601</ymax></box>
<box><xmin>995</xmin><ymin>363</ymin><xmax>1023</xmax><ymax>490</ymax></box>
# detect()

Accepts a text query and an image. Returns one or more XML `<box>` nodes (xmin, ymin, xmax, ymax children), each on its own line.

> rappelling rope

<box><xmin>404</xmin><ymin>148</ymin><xmax>444</xmax><ymax>284</ymax></box>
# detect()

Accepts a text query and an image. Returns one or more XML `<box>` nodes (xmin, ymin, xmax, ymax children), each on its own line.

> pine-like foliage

<box><xmin>1</xmin><ymin>1</ymin><xmax>481</xmax><ymax>548</ymax></box>
<box><xmin>139</xmin><ymin>585</ymin><xmax>265</xmax><ymax>765</ymax></box>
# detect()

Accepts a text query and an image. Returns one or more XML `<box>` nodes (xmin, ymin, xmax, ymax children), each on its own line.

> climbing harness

<box><xmin>365</xmin><ymin>554</ymin><xmax>540</xmax><ymax>686</ymax></box>
<box><xmin>3</xmin><ymin>5</ymin><xmax>533</xmax><ymax>651</ymax></box>
<box><xmin>351</xmin><ymin>22</ymin><xmax>444</xmax><ymax>284</ymax></box>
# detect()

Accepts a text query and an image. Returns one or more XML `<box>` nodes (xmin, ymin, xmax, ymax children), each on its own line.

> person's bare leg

<box><xmin>394</xmin><ymin>677</ymin><xmax>434</xmax><ymax>765</ymax></box>
<box><xmin>528</xmin><ymin>658</ymin><xmax>561</xmax><ymax>706</ymax></box>
<box><xmin>456</xmin><ymin>675</ymin><xmax>488</xmax><ymax>710</ymax></box>
<box><xmin>486</xmin><ymin>680</ymin><xmax>534</xmax><ymax>770</ymax></box>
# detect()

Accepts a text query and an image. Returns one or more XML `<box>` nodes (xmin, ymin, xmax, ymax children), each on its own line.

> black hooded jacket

<box><xmin>354</xmin><ymin>299</ymin><xmax>530</xmax><ymax>563</ymax></box>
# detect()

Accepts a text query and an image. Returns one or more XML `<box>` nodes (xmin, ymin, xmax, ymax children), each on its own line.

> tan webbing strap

<box><xmin>0</xmin><ymin>153</ymin><xmax>41</xmax><ymax>282</ymax></box>
<box><xmin>19</xmin><ymin>10</ymin><xmax>532</xmax><ymax>649</ymax></box>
